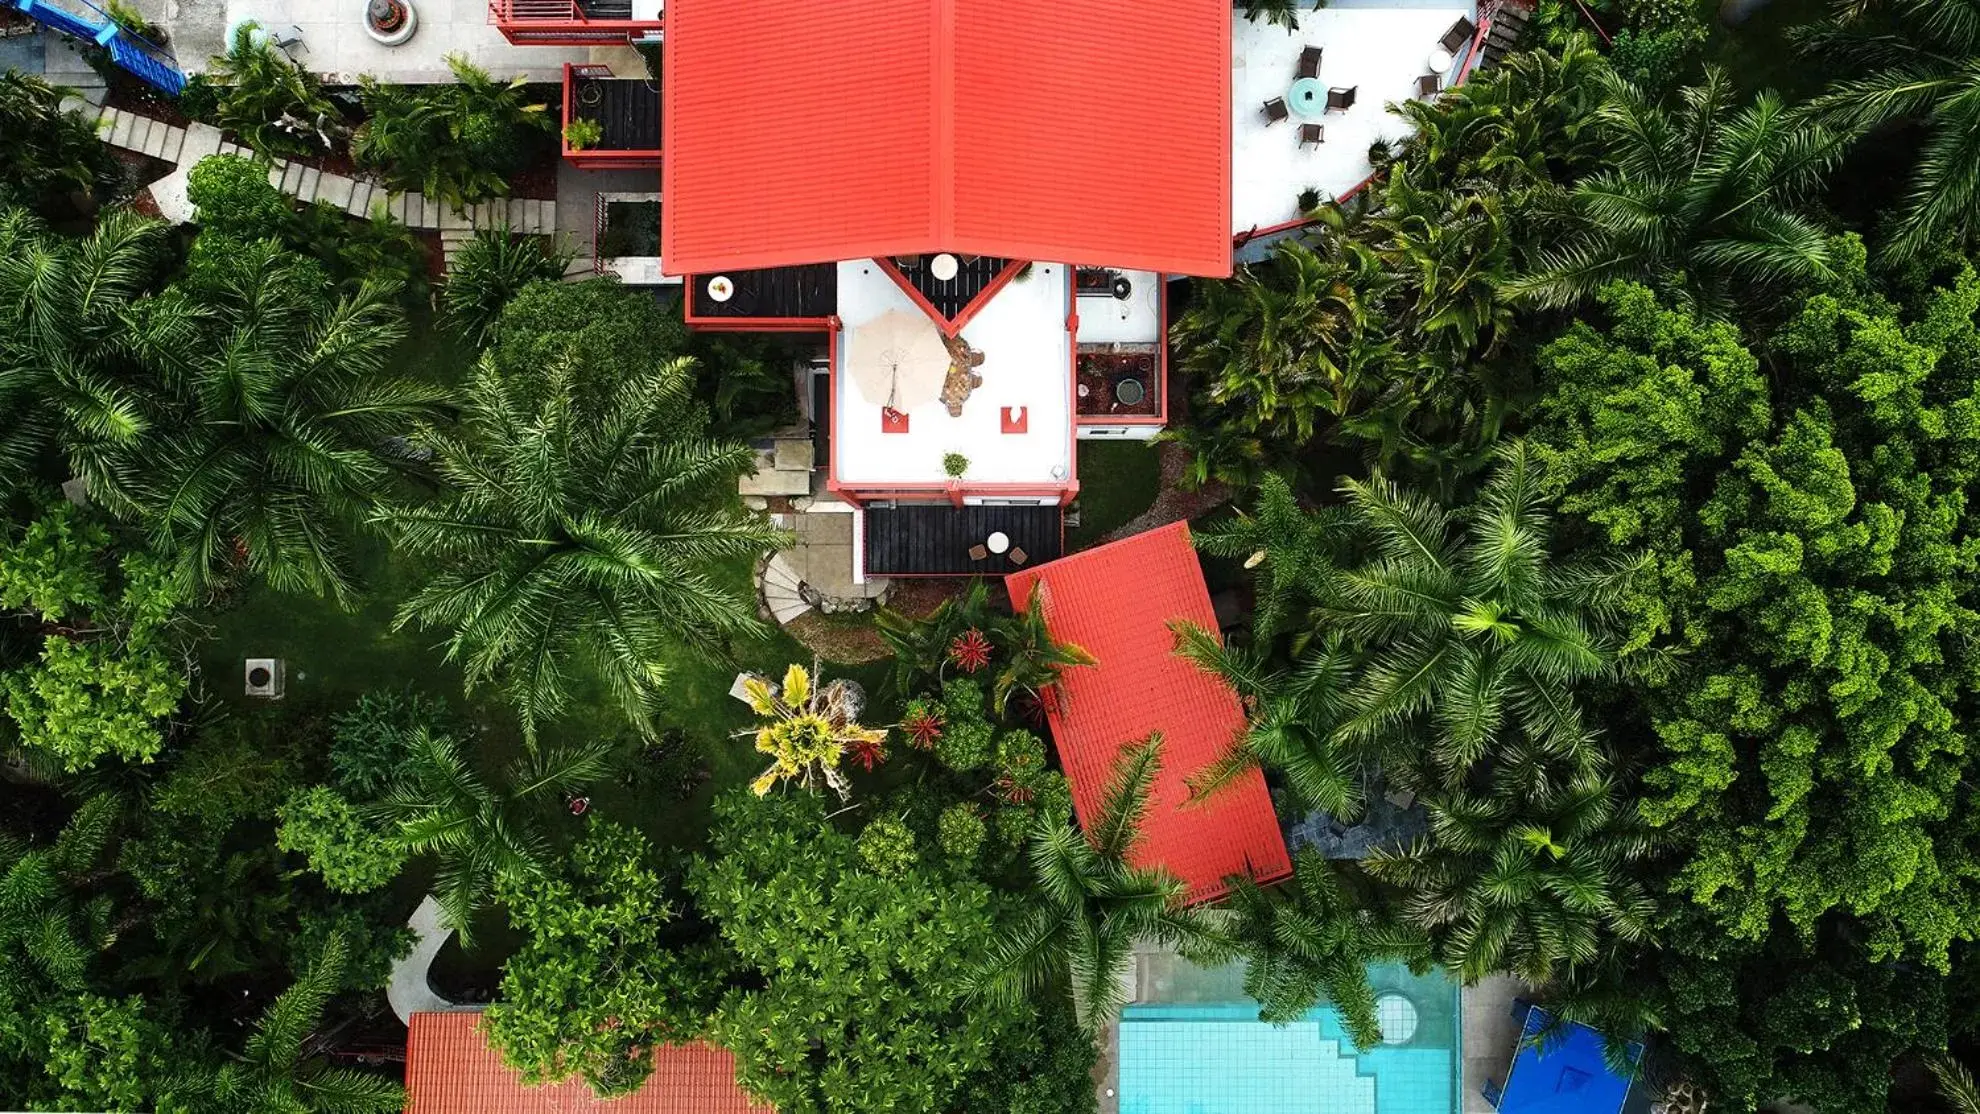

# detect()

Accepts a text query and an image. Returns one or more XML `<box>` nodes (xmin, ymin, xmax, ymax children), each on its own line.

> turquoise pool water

<box><xmin>1118</xmin><ymin>962</ymin><xmax>1460</xmax><ymax>1114</ymax></box>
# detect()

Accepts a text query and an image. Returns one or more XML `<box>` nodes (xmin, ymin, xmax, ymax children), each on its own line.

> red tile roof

<box><xmin>1004</xmin><ymin>523</ymin><xmax>1292</xmax><ymax>902</ymax></box>
<box><xmin>661</xmin><ymin>0</ymin><xmax>1232</xmax><ymax>278</ymax></box>
<box><xmin>404</xmin><ymin>1012</ymin><xmax>768</xmax><ymax>1114</ymax></box>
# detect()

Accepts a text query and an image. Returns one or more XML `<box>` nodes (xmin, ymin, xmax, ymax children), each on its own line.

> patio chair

<box><xmin>1261</xmin><ymin>97</ymin><xmax>1289</xmax><ymax>124</ymax></box>
<box><xmin>1299</xmin><ymin>123</ymin><xmax>1324</xmax><ymax>147</ymax></box>
<box><xmin>1417</xmin><ymin>73</ymin><xmax>1442</xmax><ymax>98</ymax></box>
<box><xmin>969</xmin><ymin>544</ymin><xmax>989</xmax><ymax>562</ymax></box>
<box><xmin>1440</xmin><ymin>16</ymin><xmax>1477</xmax><ymax>55</ymax></box>
<box><xmin>1326</xmin><ymin>86</ymin><xmax>1357</xmax><ymax>112</ymax></box>
<box><xmin>1296</xmin><ymin>45</ymin><xmax>1322</xmax><ymax>79</ymax></box>
<box><xmin>1008</xmin><ymin>546</ymin><xmax>1028</xmax><ymax>567</ymax></box>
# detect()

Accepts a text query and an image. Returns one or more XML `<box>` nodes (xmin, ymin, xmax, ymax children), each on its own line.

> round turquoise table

<box><xmin>1288</xmin><ymin>77</ymin><xmax>1328</xmax><ymax>118</ymax></box>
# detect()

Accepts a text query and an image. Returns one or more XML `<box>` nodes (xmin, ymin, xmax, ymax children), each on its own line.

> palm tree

<box><xmin>1507</xmin><ymin>67</ymin><xmax>1845</xmax><ymax>314</ymax></box>
<box><xmin>126</xmin><ymin>239</ymin><xmax>443</xmax><ymax>607</ymax></box>
<box><xmin>0</xmin><ymin>208</ymin><xmax>170</xmax><ymax>504</ymax></box>
<box><xmin>1389</xmin><ymin>36</ymin><xmax>1607</xmax><ymax>200</ymax></box>
<box><xmin>1223</xmin><ymin>848</ymin><xmax>1424</xmax><ymax>1043</ymax></box>
<box><xmin>379</xmin><ymin>352</ymin><xmax>788</xmax><ymax>740</ymax></box>
<box><xmin>1364</xmin><ymin>761</ymin><xmax>1658</xmax><ymax>984</ymax></box>
<box><xmin>376</xmin><ymin>728</ymin><xmax>614</xmax><ymax>942</ymax></box>
<box><xmin>1321</xmin><ymin>442</ymin><xmax>1642</xmax><ymax>787</ymax></box>
<box><xmin>202</xmin><ymin>21</ymin><xmax>346</xmax><ymax>158</ymax></box>
<box><xmin>0</xmin><ymin>73</ymin><xmax>121</xmax><ymax>215</ymax></box>
<box><xmin>974</xmin><ymin>735</ymin><xmax>1228</xmax><ymax>1032</ymax></box>
<box><xmin>1169</xmin><ymin>619</ymin><xmax>1364</xmax><ymax>821</ymax></box>
<box><xmin>1795</xmin><ymin>0</ymin><xmax>1980</xmax><ymax>261</ymax></box>
<box><xmin>1168</xmin><ymin>217</ymin><xmax>1400</xmax><ymax>487</ymax></box>
<box><xmin>0</xmin><ymin>796</ymin><xmax>118</xmax><ymax>1006</ymax></box>
<box><xmin>1189</xmin><ymin>472</ymin><xmax>1354</xmax><ymax>644</ymax></box>
<box><xmin>991</xmin><ymin>581</ymin><xmax>1099</xmax><ymax>715</ymax></box>
<box><xmin>740</xmin><ymin>661</ymin><xmax>888</xmax><ymax>800</ymax></box>
<box><xmin>1929</xmin><ymin>1053</ymin><xmax>1980</xmax><ymax>1114</ymax></box>
<box><xmin>200</xmin><ymin>933</ymin><xmax>404</xmax><ymax>1113</ymax></box>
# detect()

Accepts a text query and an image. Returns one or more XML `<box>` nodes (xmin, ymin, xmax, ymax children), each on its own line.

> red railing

<box><xmin>486</xmin><ymin>0</ymin><xmax>661</xmax><ymax>44</ymax></box>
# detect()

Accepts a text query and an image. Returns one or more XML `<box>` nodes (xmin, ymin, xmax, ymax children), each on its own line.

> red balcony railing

<box><xmin>561</xmin><ymin>62</ymin><xmax>663</xmax><ymax>170</ymax></box>
<box><xmin>488</xmin><ymin>0</ymin><xmax>661</xmax><ymax>45</ymax></box>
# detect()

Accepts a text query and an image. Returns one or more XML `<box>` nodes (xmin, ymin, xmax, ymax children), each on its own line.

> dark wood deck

<box><xmin>864</xmin><ymin>503</ymin><xmax>1063</xmax><ymax>576</ymax></box>
<box><xmin>572</xmin><ymin>78</ymin><xmax>659</xmax><ymax>151</ymax></box>
<box><xmin>892</xmin><ymin>255</ymin><xmax>1012</xmax><ymax>320</ymax></box>
<box><xmin>689</xmin><ymin>265</ymin><xmax>838</xmax><ymax>320</ymax></box>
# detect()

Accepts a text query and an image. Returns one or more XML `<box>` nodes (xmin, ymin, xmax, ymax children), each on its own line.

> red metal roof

<box><xmin>661</xmin><ymin>0</ymin><xmax>1232</xmax><ymax>278</ymax></box>
<box><xmin>1004</xmin><ymin>522</ymin><xmax>1291</xmax><ymax>902</ymax></box>
<box><xmin>404</xmin><ymin>1012</ymin><xmax>768</xmax><ymax>1114</ymax></box>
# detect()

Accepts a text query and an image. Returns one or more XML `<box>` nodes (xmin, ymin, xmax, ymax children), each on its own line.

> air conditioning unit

<box><xmin>244</xmin><ymin>658</ymin><xmax>286</xmax><ymax>699</ymax></box>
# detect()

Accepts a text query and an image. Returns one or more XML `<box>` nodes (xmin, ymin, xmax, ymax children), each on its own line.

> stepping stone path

<box><xmin>80</xmin><ymin>101</ymin><xmax>558</xmax><ymax>269</ymax></box>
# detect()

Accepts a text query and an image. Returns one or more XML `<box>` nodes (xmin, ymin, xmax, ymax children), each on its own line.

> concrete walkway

<box><xmin>387</xmin><ymin>895</ymin><xmax>483</xmax><ymax>1024</ymax></box>
<box><xmin>80</xmin><ymin>101</ymin><xmax>558</xmax><ymax>265</ymax></box>
<box><xmin>1461</xmin><ymin>974</ymin><xmax>1531</xmax><ymax>1114</ymax></box>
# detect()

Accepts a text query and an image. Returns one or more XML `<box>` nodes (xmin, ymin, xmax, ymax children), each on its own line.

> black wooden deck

<box><xmin>689</xmin><ymin>265</ymin><xmax>838</xmax><ymax>320</ymax></box>
<box><xmin>864</xmin><ymin>503</ymin><xmax>1063</xmax><ymax>576</ymax></box>
<box><xmin>891</xmin><ymin>255</ymin><xmax>1013</xmax><ymax>320</ymax></box>
<box><xmin>572</xmin><ymin>78</ymin><xmax>659</xmax><ymax>151</ymax></box>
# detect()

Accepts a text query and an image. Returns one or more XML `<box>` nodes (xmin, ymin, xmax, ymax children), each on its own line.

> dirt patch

<box><xmin>785</xmin><ymin>611</ymin><xmax>891</xmax><ymax>665</ymax></box>
<box><xmin>1099</xmin><ymin>441</ymin><xmax>1232</xmax><ymax>543</ymax></box>
<box><xmin>884</xmin><ymin>578</ymin><xmax>980</xmax><ymax>617</ymax></box>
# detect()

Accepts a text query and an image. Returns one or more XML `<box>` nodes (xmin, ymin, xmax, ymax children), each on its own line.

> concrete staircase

<box><xmin>82</xmin><ymin>102</ymin><xmax>559</xmax><ymax>259</ymax></box>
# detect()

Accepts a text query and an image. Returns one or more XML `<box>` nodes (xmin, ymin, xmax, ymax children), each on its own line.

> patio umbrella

<box><xmin>846</xmin><ymin>310</ymin><xmax>950</xmax><ymax>411</ymax></box>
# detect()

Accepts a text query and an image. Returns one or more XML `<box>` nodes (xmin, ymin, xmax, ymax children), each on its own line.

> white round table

<box><xmin>707</xmin><ymin>275</ymin><xmax>734</xmax><ymax>302</ymax></box>
<box><xmin>930</xmin><ymin>253</ymin><xmax>960</xmax><ymax>281</ymax></box>
<box><xmin>1429</xmin><ymin>46</ymin><xmax>1455</xmax><ymax>71</ymax></box>
<box><xmin>986</xmin><ymin>531</ymin><xmax>1011</xmax><ymax>555</ymax></box>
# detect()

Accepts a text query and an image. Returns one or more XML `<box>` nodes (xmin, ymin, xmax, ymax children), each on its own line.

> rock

<box><xmin>742</xmin><ymin>496</ymin><xmax>770</xmax><ymax>511</ymax></box>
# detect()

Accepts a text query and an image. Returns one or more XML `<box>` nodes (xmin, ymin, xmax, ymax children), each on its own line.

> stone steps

<box><xmin>86</xmin><ymin>104</ymin><xmax>559</xmax><ymax>238</ymax></box>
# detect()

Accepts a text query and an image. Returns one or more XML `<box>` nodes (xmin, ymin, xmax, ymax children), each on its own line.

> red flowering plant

<box><xmin>900</xmin><ymin>699</ymin><xmax>945</xmax><ymax>749</ymax></box>
<box><xmin>844</xmin><ymin>735</ymin><xmax>887</xmax><ymax>772</ymax></box>
<box><xmin>947</xmin><ymin>628</ymin><xmax>992</xmax><ymax>673</ymax></box>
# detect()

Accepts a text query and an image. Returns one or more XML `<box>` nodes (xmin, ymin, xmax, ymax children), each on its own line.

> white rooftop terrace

<box><xmin>1074</xmin><ymin>269</ymin><xmax>1163</xmax><ymax>346</ymax></box>
<box><xmin>834</xmin><ymin>261</ymin><xmax>1074</xmax><ymax>489</ymax></box>
<box><xmin>1232</xmin><ymin>2</ymin><xmax>1476</xmax><ymax>236</ymax></box>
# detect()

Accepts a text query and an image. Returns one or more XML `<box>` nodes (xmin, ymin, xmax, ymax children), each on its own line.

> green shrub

<box><xmin>202</xmin><ymin>22</ymin><xmax>345</xmax><ymax>158</ymax></box>
<box><xmin>935</xmin><ymin>678</ymin><xmax>996</xmax><ymax>772</ymax></box>
<box><xmin>329</xmin><ymin>687</ymin><xmax>455</xmax><ymax>798</ymax></box>
<box><xmin>562</xmin><ymin>118</ymin><xmax>603</xmax><ymax>150</ymax></box>
<box><xmin>857</xmin><ymin>815</ymin><xmax>919</xmax><ymax>877</ymax></box>
<box><xmin>444</xmin><ymin>227</ymin><xmax>573</xmax><ymax>347</ymax></box>
<box><xmin>355</xmin><ymin>54</ymin><xmax>552</xmax><ymax>211</ymax></box>
<box><xmin>277</xmin><ymin>786</ymin><xmax>407</xmax><ymax>893</ymax></box>
<box><xmin>937</xmin><ymin>803</ymin><xmax>986</xmax><ymax>862</ymax></box>
<box><xmin>0</xmin><ymin>72</ymin><xmax>121</xmax><ymax>217</ymax></box>
<box><xmin>187</xmin><ymin>154</ymin><xmax>292</xmax><ymax>238</ymax></box>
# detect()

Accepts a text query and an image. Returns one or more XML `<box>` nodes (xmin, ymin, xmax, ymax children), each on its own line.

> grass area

<box><xmin>1067</xmin><ymin>439</ymin><xmax>1164</xmax><ymax>551</ymax></box>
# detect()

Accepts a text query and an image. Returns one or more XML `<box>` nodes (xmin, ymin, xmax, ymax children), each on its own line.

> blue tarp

<box><xmin>1496</xmin><ymin>1007</ymin><xmax>1638</xmax><ymax>1114</ymax></box>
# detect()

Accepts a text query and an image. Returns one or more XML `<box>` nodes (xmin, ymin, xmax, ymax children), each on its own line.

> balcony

<box><xmin>562</xmin><ymin>64</ymin><xmax>661</xmax><ymax>169</ymax></box>
<box><xmin>686</xmin><ymin>265</ymin><xmax>838</xmax><ymax>330</ymax></box>
<box><xmin>488</xmin><ymin>0</ymin><xmax>661</xmax><ymax>45</ymax></box>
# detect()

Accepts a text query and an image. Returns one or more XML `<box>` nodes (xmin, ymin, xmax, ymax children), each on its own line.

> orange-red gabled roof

<box><xmin>662</xmin><ymin>0</ymin><xmax>1232</xmax><ymax>278</ymax></box>
<box><xmin>404</xmin><ymin>1012</ymin><xmax>769</xmax><ymax>1114</ymax></box>
<box><xmin>1004</xmin><ymin>523</ymin><xmax>1291</xmax><ymax>903</ymax></box>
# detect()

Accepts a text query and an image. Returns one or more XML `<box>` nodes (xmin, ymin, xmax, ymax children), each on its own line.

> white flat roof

<box><xmin>834</xmin><ymin>262</ymin><xmax>1073</xmax><ymax>488</ymax></box>
<box><xmin>1232</xmin><ymin>4</ymin><xmax>1475</xmax><ymax>235</ymax></box>
<box><xmin>1073</xmin><ymin>270</ymin><xmax>1163</xmax><ymax>346</ymax></box>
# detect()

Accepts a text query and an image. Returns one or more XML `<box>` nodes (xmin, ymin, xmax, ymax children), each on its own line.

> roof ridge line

<box><xmin>933</xmin><ymin>0</ymin><xmax>956</xmax><ymax>246</ymax></box>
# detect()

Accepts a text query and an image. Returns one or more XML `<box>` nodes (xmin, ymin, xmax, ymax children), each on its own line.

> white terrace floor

<box><xmin>1232</xmin><ymin>2</ymin><xmax>1476</xmax><ymax>235</ymax></box>
<box><xmin>834</xmin><ymin>261</ymin><xmax>1074</xmax><ymax>489</ymax></box>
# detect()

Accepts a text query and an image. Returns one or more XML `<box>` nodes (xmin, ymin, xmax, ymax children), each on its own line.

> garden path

<box><xmin>387</xmin><ymin>895</ymin><xmax>484</xmax><ymax>1024</ymax></box>
<box><xmin>73</xmin><ymin>98</ymin><xmax>558</xmax><ymax>266</ymax></box>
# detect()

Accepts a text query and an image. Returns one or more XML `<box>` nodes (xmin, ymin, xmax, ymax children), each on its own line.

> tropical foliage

<box><xmin>738</xmin><ymin>662</ymin><xmax>887</xmax><ymax>799</ymax></box>
<box><xmin>0</xmin><ymin>72</ymin><xmax>120</xmax><ymax>217</ymax></box>
<box><xmin>380</xmin><ymin>325</ymin><xmax>783</xmax><ymax>738</ymax></box>
<box><xmin>195</xmin><ymin>22</ymin><xmax>344</xmax><ymax>158</ymax></box>
<box><xmin>354</xmin><ymin>55</ymin><xmax>553</xmax><ymax>211</ymax></box>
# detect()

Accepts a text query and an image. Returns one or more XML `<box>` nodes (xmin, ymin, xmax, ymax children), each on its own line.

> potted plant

<box><xmin>563</xmin><ymin>118</ymin><xmax>603</xmax><ymax>151</ymax></box>
<box><xmin>1296</xmin><ymin>186</ymin><xmax>1321</xmax><ymax>213</ymax></box>
<box><xmin>943</xmin><ymin>452</ymin><xmax>969</xmax><ymax>478</ymax></box>
<box><xmin>1367</xmin><ymin>138</ymin><xmax>1393</xmax><ymax>169</ymax></box>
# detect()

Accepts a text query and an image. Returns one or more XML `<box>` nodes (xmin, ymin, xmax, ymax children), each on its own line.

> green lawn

<box><xmin>1066</xmin><ymin>439</ymin><xmax>1163</xmax><ymax>551</ymax></box>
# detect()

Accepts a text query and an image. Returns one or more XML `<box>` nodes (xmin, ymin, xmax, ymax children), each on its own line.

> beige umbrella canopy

<box><xmin>846</xmin><ymin>310</ymin><xmax>951</xmax><ymax>411</ymax></box>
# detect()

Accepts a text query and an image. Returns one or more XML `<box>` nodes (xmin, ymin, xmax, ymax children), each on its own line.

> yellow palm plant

<box><xmin>741</xmin><ymin>662</ymin><xmax>887</xmax><ymax>801</ymax></box>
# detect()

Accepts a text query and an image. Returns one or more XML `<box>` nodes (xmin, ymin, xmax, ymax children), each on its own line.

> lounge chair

<box><xmin>1417</xmin><ymin>73</ymin><xmax>1442</xmax><ymax>97</ymax></box>
<box><xmin>1296</xmin><ymin>46</ymin><xmax>1322</xmax><ymax>79</ymax></box>
<box><xmin>1325</xmin><ymin>86</ymin><xmax>1356</xmax><ymax>112</ymax></box>
<box><xmin>1262</xmin><ymin>97</ymin><xmax>1289</xmax><ymax>124</ymax></box>
<box><xmin>1299</xmin><ymin>123</ymin><xmax>1323</xmax><ymax>147</ymax></box>
<box><xmin>1440</xmin><ymin>16</ymin><xmax>1477</xmax><ymax>55</ymax></box>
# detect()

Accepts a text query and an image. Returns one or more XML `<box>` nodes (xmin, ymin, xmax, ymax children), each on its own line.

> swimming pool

<box><xmin>1118</xmin><ymin>962</ymin><xmax>1460</xmax><ymax>1114</ymax></box>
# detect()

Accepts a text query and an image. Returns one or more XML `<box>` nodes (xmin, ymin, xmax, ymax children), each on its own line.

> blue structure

<box><xmin>1489</xmin><ymin>1005</ymin><xmax>1641</xmax><ymax>1114</ymax></box>
<box><xmin>2</xmin><ymin>0</ymin><xmax>186</xmax><ymax>94</ymax></box>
